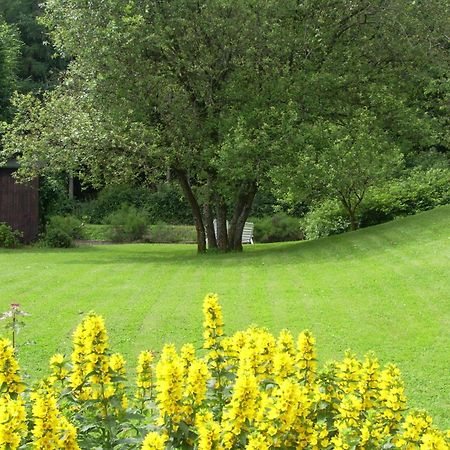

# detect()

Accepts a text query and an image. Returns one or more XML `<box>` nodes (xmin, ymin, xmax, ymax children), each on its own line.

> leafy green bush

<box><xmin>253</xmin><ymin>213</ymin><xmax>303</xmax><ymax>243</ymax></box>
<box><xmin>360</xmin><ymin>168</ymin><xmax>450</xmax><ymax>227</ymax></box>
<box><xmin>77</xmin><ymin>183</ymin><xmax>192</xmax><ymax>225</ymax></box>
<box><xmin>106</xmin><ymin>204</ymin><xmax>148</xmax><ymax>242</ymax></box>
<box><xmin>0</xmin><ymin>223</ymin><xmax>22</xmax><ymax>248</ymax></box>
<box><xmin>301</xmin><ymin>200</ymin><xmax>350</xmax><ymax>240</ymax></box>
<box><xmin>43</xmin><ymin>215</ymin><xmax>84</xmax><ymax>248</ymax></box>
<box><xmin>81</xmin><ymin>224</ymin><xmax>111</xmax><ymax>241</ymax></box>
<box><xmin>39</xmin><ymin>176</ymin><xmax>77</xmax><ymax>226</ymax></box>
<box><xmin>148</xmin><ymin>222</ymin><xmax>197</xmax><ymax>243</ymax></box>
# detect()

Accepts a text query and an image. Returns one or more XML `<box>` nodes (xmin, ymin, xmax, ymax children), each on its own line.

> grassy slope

<box><xmin>1</xmin><ymin>206</ymin><xmax>449</xmax><ymax>426</ymax></box>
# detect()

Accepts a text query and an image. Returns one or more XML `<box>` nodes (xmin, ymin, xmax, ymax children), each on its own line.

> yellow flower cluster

<box><xmin>136</xmin><ymin>350</ymin><xmax>154</xmax><ymax>402</ymax></box>
<box><xmin>48</xmin><ymin>353</ymin><xmax>68</xmax><ymax>387</ymax></box>
<box><xmin>69</xmin><ymin>313</ymin><xmax>127</xmax><ymax>408</ymax></box>
<box><xmin>31</xmin><ymin>388</ymin><xmax>80</xmax><ymax>449</ymax></box>
<box><xmin>203</xmin><ymin>293</ymin><xmax>224</xmax><ymax>350</ymax></box>
<box><xmin>0</xmin><ymin>338</ymin><xmax>24</xmax><ymax>396</ymax></box>
<box><xmin>141</xmin><ymin>431</ymin><xmax>167</xmax><ymax>450</ymax></box>
<box><xmin>395</xmin><ymin>411</ymin><xmax>449</xmax><ymax>449</ymax></box>
<box><xmin>131</xmin><ymin>295</ymin><xmax>445</xmax><ymax>449</ymax></box>
<box><xmin>70</xmin><ymin>314</ymin><xmax>111</xmax><ymax>399</ymax></box>
<box><xmin>0</xmin><ymin>294</ymin><xmax>447</xmax><ymax>450</ymax></box>
<box><xmin>155</xmin><ymin>344</ymin><xmax>184</xmax><ymax>425</ymax></box>
<box><xmin>0</xmin><ymin>396</ymin><xmax>26</xmax><ymax>449</ymax></box>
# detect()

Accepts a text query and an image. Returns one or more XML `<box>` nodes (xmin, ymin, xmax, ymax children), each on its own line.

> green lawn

<box><xmin>1</xmin><ymin>206</ymin><xmax>449</xmax><ymax>427</ymax></box>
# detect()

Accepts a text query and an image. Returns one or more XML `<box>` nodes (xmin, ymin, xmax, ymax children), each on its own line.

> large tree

<box><xmin>2</xmin><ymin>0</ymin><xmax>448</xmax><ymax>252</ymax></box>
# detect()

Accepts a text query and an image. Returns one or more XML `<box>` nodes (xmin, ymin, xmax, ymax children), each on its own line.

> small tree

<box><xmin>281</xmin><ymin>111</ymin><xmax>403</xmax><ymax>230</ymax></box>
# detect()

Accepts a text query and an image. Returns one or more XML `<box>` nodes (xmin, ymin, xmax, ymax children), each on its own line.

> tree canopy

<box><xmin>0</xmin><ymin>19</ymin><xmax>21</xmax><ymax>121</ymax></box>
<box><xmin>2</xmin><ymin>0</ymin><xmax>449</xmax><ymax>252</ymax></box>
<box><xmin>0</xmin><ymin>0</ymin><xmax>64</xmax><ymax>93</ymax></box>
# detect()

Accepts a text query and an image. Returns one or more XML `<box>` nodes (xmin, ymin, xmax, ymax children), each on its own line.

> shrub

<box><xmin>81</xmin><ymin>224</ymin><xmax>111</xmax><ymax>241</ymax></box>
<box><xmin>39</xmin><ymin>176</ymin><xmax>77</xmax><ymax>226</ymax></box>
<box><xmin>360</xmin><ymin>167</ymin><xmax>450</xmax><ymax>227</ymax></box>
<box><xmin>302</xmin><ymin>200</ymin><xmax>350</xmax><ymax>240</ymax></box>
<box><xmin>42</xmin><ymin>215</ymin><xmax>84</xmax><ymax>248</ymax></box>
<box><xmin>253</xmin><ymin>213</ymin><xmax>303</xmax><ymax>243</ymax></box>
<box><xmin>0</xmin><ymin>294</ymin><xmax>448</xmax><ymax>449</ymax></box>
<box><xmin>0</xmin><ymin>222</ymin><xmax>22</xmax><ymax>248</ymax></box>
<box><xmin>106</xmin><ymin>204</ymin><xmax>148</xmax><ymax>242</ymax></box>
<box><xmin>77</xmin><ymin>183</ymin><xmax>192</xmax><ymax>225</ymax></box>
<box><xmin>148</xmin><ymin>222</ymin><xmax>197</xmax><ymax>243</ymax></box>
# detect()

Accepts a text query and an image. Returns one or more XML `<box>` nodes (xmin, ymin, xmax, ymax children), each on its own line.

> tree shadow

<box><xmin>3</xmin><ymin>210</ymin><xmax>438</xmax><ymax>268</ymax></box>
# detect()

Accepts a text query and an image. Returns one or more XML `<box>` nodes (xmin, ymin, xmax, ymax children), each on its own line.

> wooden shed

<box><xmin>0</xmin><ymin>160</ymin><xmax>39</xmax><ymax>243</ymax></box>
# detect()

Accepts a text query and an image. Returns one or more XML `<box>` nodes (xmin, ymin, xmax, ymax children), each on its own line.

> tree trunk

<box><xmin>216</xmin><ymin>201</ymin><xmax>228</xmax><ymax>251</ymax></box>
<box><xmin>349</xmin><ymin>209</ymin><xmax>358</xmax><ymax>231</ymax></box>
<box><xmin>204</xmin><ymin>203</ymin><xmax>218</xmax><ymax>249</ymax></box>
<box><xmin>228</xmin><ymin>181</ymin><xmax>257</xmax><ymax>252</ymax></box>
<box><xmin>174</xmin><ymin>168</ymin><xmax>207</xmax><ymax>253</ymax></box>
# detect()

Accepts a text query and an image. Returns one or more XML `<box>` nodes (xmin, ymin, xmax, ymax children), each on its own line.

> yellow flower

<box><xmin>184</xmin><ymin>359</ymin><xmax>210</xmax><ymax>407</ymax></box>
<box><xmin>59</xmin><ymin>417</ymin><xmax>80</xmax><ymax>450</ymax></box>
<box><xmin>420</xmin><ymin>431</ymin><xmax>449</xmax><ymax>449</ymax></box>
<box><xmin>180</xmin><ymin>343</ymin><xmax>196</xmax><ymax>374</ymax></box>
<box><xmin>110</xmin><ymin>353</ymin><xmax>126</xmax><ymax>375</ymax></box>
<box><xmin>379</xmin><ymin>364</ymin><xmax>407</xmax><ymax>428</ymax></box>
<box><xmin>358</xmin><ymin>352</ymin><xmax>380</xmax><ymax>409</ymax></box>
<box><xmin>335</xmin><ymin>352</ymin><xmax>362</xmax><ymax>396</ymax></box>
<box><xmin>0</xmin><ymin>396</ymin><xmax>26</xmax><ymax>449</ymax></box>
<box><xmin>141</xmin><ymin>431</ymin><xmax>168</xmax><ymax>450</ymax></box>
<box><xmin>296</xmin><ymin>330</ymin><xmax>317</xmax><ymax>384</ymax></box>
<box><xmin>196</xmin><ymin>411</ymin><xmax>221</xmax><ymax>450</ymax></box>
<box><xmin>0</xmin><ymin>338</ymin><xmax>24</xmax><ymax>396</ymax></box>
<box><xmin>155</xmin><ymin>344</ymin><xmax>184</xmax><ymax>424</ymax></box>
<box><xmin>203</xmin><ymin>293</ymin><xmax>224</xmax><ymax>350</ymax></box>
<box><xmin>48</xmin><ymin>353</ymin><xmax>68</xmax><ymax>386</ymax></box>
<box><xmin>396</xmin><ymin>410</ymin><xmax>434</xmax><ymax>446</ymax></box>
<box><xmin>246</xmin><ymin>432</ymin><xmax>270</xmax><ymax>449</ymax></box>
<box><xmin>70</xmin><ymin>313</ymin><xmax>110</xmax><ymax>400</ymax></box>
<box><xmin>221</xmin><ymin>362</ymin><xmax>260</xmax><ymax>448</ymax></box>
<box><xmin>136</xmin><ymin>350</ymin><xmax>154</xmax><ymax>394</ymax></box>
<box><xmin>31</xmin><ymin>388</ymin><xmax>80</xmax><ymax>449</ymax></box>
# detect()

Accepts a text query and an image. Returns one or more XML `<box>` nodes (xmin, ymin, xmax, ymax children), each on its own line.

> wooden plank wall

<box><xmin>0</xmin><ymin>169</ymin><xmax>39</xmax><ymax>243</ymax></box>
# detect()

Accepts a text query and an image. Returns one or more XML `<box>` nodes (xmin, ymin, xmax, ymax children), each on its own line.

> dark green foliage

<box><xmin>301</xmin><ymin>201</ymin><xmax>350</xmax><ymax>240</ymax></box>
<box><xmin>105</xmin><ymin>204</ymin><xmax>148</xmax><ymax>243</ymax></box>
<box><xmin>0</xmin><ymin>20</ymin><xmax>21</xmax><ymax>121</ymax></box>
<box><xmin>148</xmin><ymin>222</ymin><xmax>196</xmax><ymax>243</ymax></box>
<box><xmin>39</xmin><ymin>176</ymin><xmax>75</xmax><ymax>227</ymax></box>
<box><xmin>0</xmin><ymin>222</ymin><xmax>22</xmax><ymax>248</ymax></box>
<box><xmin>360</xmin><ymin>168</ymin><xmax>450</xmax><ymax>227</ymax></box>
<box><xmin>77</xmin><ymin>184</ymin><xmax>192</xmax><ymax>225</ymax></box>
<box><xmin>81</xmin><ymin>224</ymin><xmax>110</xmax><ymax>241</ymax></box>
<box><xmin>43</xmin><ymin>215</ymin><xmax>83</xmax><ymax>247</ymax></box>
<box><xmin>250</xmin><ymin>192</ymin><xmax>278</xmax><ymax>218</ymax></box>
<box><xmin>0</xmin><ymin>0</ymin><xmax>64</xmax><ymax>93</ymax></box>
<box><xmin>253</xmin><ymin>213</ymin><xmax>303</xmax><ymax>243</ymax></box>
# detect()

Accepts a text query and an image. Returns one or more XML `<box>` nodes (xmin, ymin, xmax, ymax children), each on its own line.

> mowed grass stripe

<box><xmin>0</xmin><ymin>205</ymin><xmax>448</xmax><ymax>426</ymax></box>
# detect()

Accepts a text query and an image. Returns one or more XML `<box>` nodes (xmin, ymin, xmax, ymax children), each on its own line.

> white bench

<box><xmin>211</xmin><ymin>220</ymin><xmax>254</xmax><ymax>244</ymax></box>
<box><xmin>242</xmin><ymin>222</ymin><xmax>254</xmax><ymax>244</ymax></box>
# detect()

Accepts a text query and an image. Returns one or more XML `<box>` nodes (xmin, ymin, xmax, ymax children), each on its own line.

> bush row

<box><xmin>302</xmin><ymin>167</ymin><xmax>450</xmax><ymax>240</ymax></box>
<box><xmin>40</xmin><ymin>210</ymin><xmax>198</xmax><ymax>247</ymax></box>
<box><xmin>0</xmin><ymin>294</ymin><xmax>447</xmax><ymax>449</ymax></box>
<box><xmin>36</xmin><ymin>165</ymin><xmax>450</xmax><ymax>246</ymax></box>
